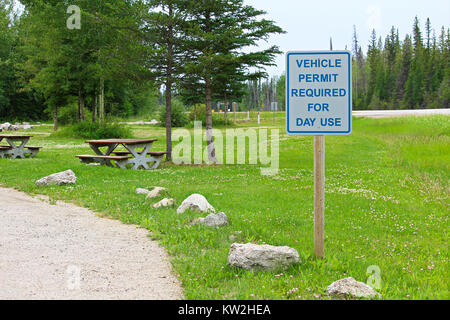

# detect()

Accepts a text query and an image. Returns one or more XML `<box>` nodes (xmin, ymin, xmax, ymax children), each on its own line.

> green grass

<box><xmin>0</xmin><ymin>115</ymin><xmax>448</xmax><ymax>300</ymax></box>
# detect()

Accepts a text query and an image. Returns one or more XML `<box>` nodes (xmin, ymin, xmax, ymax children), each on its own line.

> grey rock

<box><xmin>135</xmin><ymin>188</ymin><xmax>150</xmax><ymax>195</ymax></box>
<box><xmin>228</xmin><ymin>243</ymin><xmax>300</xmax><ymax>271</ymax></box>
<box><xmin>326</xmin><ymin>277</ymin><xmax>382</xmax><ymax>299</ymax></box>
<box><xmin>0</xmin><ymin>122</ymin><xmax>11</xmax><ymax>131</ymax></box>
<box><xmin>146</xmin><ymin>187</ymin><xmax>167</xmax><ymax>199</ymax></box>
<box><xmin>35</xmin><ymin>170</ymin><xmax>77</xmax><ymax>186</ymax></box>
<box><xmin>194</xmin><ymin>212</ymin><xmax>229</xmax><ymax>227</ymax></box>
<box><xmin>177</xmin><ymin>194</ymin><xmax>215</xmax><ymax>214</ymax></box>
<box><xmin>152</xmin><ymin>198</ymin><xmax>175</xmax><ymax>209</ymax></box>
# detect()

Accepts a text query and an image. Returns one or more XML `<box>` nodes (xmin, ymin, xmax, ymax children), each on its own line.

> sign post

<box><xmin>286</xmin><ymin>50</ymin><xmax>352</xmax><ymax>258</ymax></box>
<box><xmin>271</xmin><ymin>102</ymin><xmax>278</xmax><ymax>122</ymax></box>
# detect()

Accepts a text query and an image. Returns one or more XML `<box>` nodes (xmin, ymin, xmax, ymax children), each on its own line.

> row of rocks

<box><xmin>119</xmin><ymin>120</ymin><xmax>159</xmax><ymax>125</ymax></box>
<box><xmin>33</xmin><ymin>171</ymin><xmax>381</xmax><ymax>299</ymax></box>
<box><xmin>227</xmin><ymin>243</ymin><xmax>380</xmax><ymax>298</ymax></box>
<box><xmin>136</xmin><ymin>189</ymin><xmax>229</xmax><ymax>228</ymax></box>
<box><xmin>0</xmin><ymin>122</ymin><xmax>34</xmax><ymax>131</ymax></box>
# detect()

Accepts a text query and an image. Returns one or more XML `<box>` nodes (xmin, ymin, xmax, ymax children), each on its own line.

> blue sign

<box><xmin>286</xmin><ymin>51</ymin><xmax>352</xmax><ymax>135</ymax></box>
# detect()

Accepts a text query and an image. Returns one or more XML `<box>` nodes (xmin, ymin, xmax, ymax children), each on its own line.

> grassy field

<box><xmin>0</xmin><ymin>115</ymin><xmax>448</xmax><ymax>300</ymax></box>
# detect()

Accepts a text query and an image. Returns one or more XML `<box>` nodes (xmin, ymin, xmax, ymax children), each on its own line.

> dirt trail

<box><xmin>0</xmin><ymin>187</ymin><xmax>183</xmax><ymax>300</ymax></box>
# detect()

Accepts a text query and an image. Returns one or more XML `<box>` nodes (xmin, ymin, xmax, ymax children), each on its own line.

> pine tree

<box><xmin>183</xmin><ymin>0</ymin><xmax>283</xmax><ymax>162</ymax></box>
<box><xmin>404</xmin><ymin>16</ymin><xmax>426</xmax><ymax>108</ymax></box>
<box><xmin>366</xmin><ymin>29</ymin><xmax>379</xmax><ymax>107</ymax></box>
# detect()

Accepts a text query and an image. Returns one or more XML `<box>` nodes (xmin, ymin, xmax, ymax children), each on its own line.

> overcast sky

<box><xmin>244</xmin><ymin>0</ymin><xmax>450</xmax><ymax>78</ymax></box>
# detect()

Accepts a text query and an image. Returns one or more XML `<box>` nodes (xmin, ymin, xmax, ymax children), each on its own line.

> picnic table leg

<box><xmin>124</xmin><ymin>143</ymin><xmax>153</xmax><ymax>170</ymax></box>
<box><xmin>6</xmin><ymin>138</ymin><xmax>29</xmax><ymax>159</ymax></box>
<box><xmin>149</xmin><ymin>156</ymin><xmax>164</xmax><ymax>169</ymax></box>
<box><xmin>115</xmin><ymin>159</ymin><xmax>129</xmax><ymax>170</ymax></box>
<box><xmin>89</xmin><ymin>143</ymin><xmax>118</xmax><ymax>167</ymax></box>
<box><xmin>28</xmin><ymin>149</ymin><xmax>39</xmax><ymax>158</ymax></box>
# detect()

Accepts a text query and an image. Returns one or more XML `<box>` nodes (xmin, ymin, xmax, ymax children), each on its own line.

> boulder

<box><xmin>35</xmin><ymin>170</ymin><xmax>77</xmax><ymax>186</ymax></box>
<box><xmin>152</xmin><ymin>198</ymin><xmax>175</xmax><ymax>209</ymax></box>
<box><xmin>228</xmin><ymin>243</ymin><xmax>300</xmax><ymax>271</ymax></box>
<box><xmin>177</xmin><ymin>194</ymin><xmax>215</xmax><ymax>214</ymax></box>
<box><xmin>326</xmin><ymin>277</ymin><xmax>381</xmax><ymax>299</ymax></box>
<box><xmin>1</xmin><ymin>122</ymin><xmax>11</xmax><ymax>131</ymax></box>
<box><xmin>146</xmin><ymin>187</ymin><xmax>167</xmax><ymax>199</ymax></box>
<box><xmin>135</xmin><ymin>188</ymin><xmax>150</xmax><ymax>195</ymax></box>
<box><xmin>193</xmin><ymin>212</ymin><xmax>229</xmax><ymax>227</ymax></box>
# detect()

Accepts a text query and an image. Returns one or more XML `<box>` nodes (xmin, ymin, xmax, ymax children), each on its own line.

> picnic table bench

<box><xmin>0</xmin><ymin>135</ymin><xmax>42</xmax><ymax>159</ymax></box>
<box><xmin>76</xmin><ymin>139</ymin><xmax>166</xmax><ymax>170</ymax></box>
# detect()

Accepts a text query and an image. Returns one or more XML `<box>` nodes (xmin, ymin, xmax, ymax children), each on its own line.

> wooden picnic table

<box><xmin>0</xmin><ymin>135</ymin><xmax>42</xmax><ymax>159</ymax></box>
<box><xmin>76</xmin><ymin>138</ymin><xmax>165</xmax><ymax>170</ymax></box>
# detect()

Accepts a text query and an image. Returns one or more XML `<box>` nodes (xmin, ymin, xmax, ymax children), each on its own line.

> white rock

<box><xmin>135</xmin><ymin>188</ymin><xmax>150</xmax><ymax>195</ymax></box>
<box><xmin>177</xmin><ymin>194</ymin><xmax>215</xmax><ymax>214</ymax></box>
<box><xmin>152</xmin><ymin>198</ymin><xmax>175</xmax><ymax>209</ymax></box>
<box><xmin>149</xmin><ymin>119</ymin><xmax>159</xmax><ymax>125</ymax></box>
<box><xmin>228</xmin><ymin>243</ymin><xmax>300</xmax><ymax>271</ymax></box>
<box><xmin>326</xmin><ymin>277</ymin><xmax>381</xmax><ymax>299</ymax></box>
<box><xmin>194</xmin><ymin>212</ymin><xmax>229</xmax><ymax>227</ymax></box>
<box><xmin>1</xmin><ymin>122</ymin><xmax>11</xmax><ymax>131</ymax></box>
<box><xmin>35</xmin><ymin>170</ymin><xmax>77</xmax><ymax>186</ymax></box>
<box><xmin>146</xmin><ymin>187</ymin><xmax>167</xmax><ymax>199</ymax></box>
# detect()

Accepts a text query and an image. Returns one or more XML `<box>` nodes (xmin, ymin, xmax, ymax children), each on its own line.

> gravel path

<box><xmin>0</xmin><ymin>187</ymin><xmax>183</xmax><ymax>300</ymax></box>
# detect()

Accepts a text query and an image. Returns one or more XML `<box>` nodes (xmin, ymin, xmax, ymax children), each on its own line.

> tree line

<box><xmin>351</xmin><ymin>17</ymin><xmax>449</xmax><ymax>110</ymax></box>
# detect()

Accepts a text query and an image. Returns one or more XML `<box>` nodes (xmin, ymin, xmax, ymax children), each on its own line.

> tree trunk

<box><xmin>224</xmin><ymin>100</ymin><xmax>228</xmax><ymax>123</ymax></box>
<box><xmin>205</xmin><ymin>75</ymin><xmax>217</xmax><ymax>163</ymax></box>
<box><xmin>92</xmin><ymin>94</ymin><xmax>97</xmax><ymax>123</ymax></box>
<box><xmin>99</xmin><ymin>78</ymin><xmax>105</xmax><ymax>123</ymax></box>
<box><xmin>165</xmin><ymin>80</ymin><xmax>173</xmax><ymax>162</ymax></box>
<box><xmin>78</xmin><ymin>90</ymin><xmax>85</xmax><ymax>121</ymax></box>
<box><xmin>163</xmin><ymin>4</ymin><xmax>175</xmax><ymax>162</ymax></box>
<box><xmin>53</xmin><ymin>107</ymin><xmax>58</xmax><ymax>132</ymax></box>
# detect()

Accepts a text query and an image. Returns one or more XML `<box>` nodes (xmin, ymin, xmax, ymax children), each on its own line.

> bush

<box><xmin>159</xmin><ymin>99</ymin><xmax>188</xmax><ymax>127</ymax></box>
<box><xmin>58</xmin><ymin>104</ymin><xmax>93</xmax><ymax>125</ymax></box>
<box><xmin>52</xmin><ymin>121</ymin><xmax>132</xmax><ymax>139</ymax></box>
<box><xmin>188</xmin><ymin>104</ymin><xmax>233</xmax><ymax>126</ymax></box>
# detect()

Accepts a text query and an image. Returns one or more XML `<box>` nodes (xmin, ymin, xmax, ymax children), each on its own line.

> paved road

<box><xmin>352</xmin><ymin>108</ymin><xmax>450</xmax><ymax>118</ymax></box>
<box><xmin>0</xmin><ymin>187</ymin><xmax>183</xmax><ymax>300</ymax></box>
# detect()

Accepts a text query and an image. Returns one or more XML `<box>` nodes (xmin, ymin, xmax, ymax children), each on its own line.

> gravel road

<box><xmin>0</xmin><ymin>187</ymin><xmax>183</xmax><ymax>300</ymax></box>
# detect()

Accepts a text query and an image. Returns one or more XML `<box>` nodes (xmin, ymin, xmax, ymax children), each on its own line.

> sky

<box><xmin>244</xmin><ymin>0</ymin><xmax>450</xmax><ymax>77</ymax></box>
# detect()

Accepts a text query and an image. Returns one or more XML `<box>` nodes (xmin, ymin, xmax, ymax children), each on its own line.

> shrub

<box><xmin>159</xmin><ymin>99</ymin><xmax>188</xmax><ymax>127</ymax></box>
<box><xmin>58</xmin><ymin>104</ymin><xmax>93</xmax><ymax>125</ymax></box>
<box><xmin>52</xmin><ymin>121</ymin><xmax>132</xmax><ymax>139</ymax></box>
